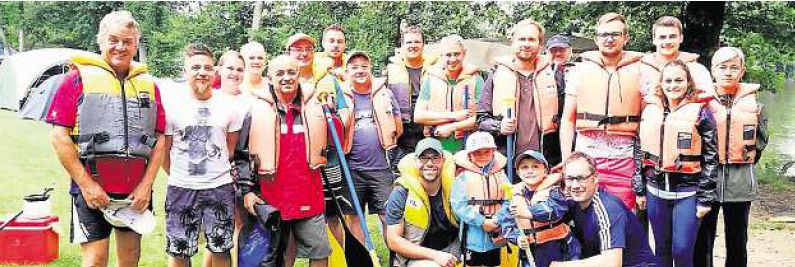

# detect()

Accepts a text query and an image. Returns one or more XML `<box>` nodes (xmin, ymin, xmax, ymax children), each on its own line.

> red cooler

<box><xmin>0</xmin><ymin>216</ymin><xmax>59</xmax><ymax>265</ymax></box>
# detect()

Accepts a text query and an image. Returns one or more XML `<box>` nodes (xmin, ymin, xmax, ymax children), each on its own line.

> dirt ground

<box><xmin>710</xmin><ymin>184</ymin><xmax>795</xmax><ymax>267</ymax></box>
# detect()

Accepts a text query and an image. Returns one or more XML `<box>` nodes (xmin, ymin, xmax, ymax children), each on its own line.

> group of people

<box><xmin>46</xmin><ymin>9</ymin><xmax>767</xmax><ymax>267</ymax></box>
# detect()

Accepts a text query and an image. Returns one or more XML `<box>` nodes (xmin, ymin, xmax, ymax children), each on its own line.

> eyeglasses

<box><xmin>418</xmin><ymin>156</ymin><xmax>444</xmax><ymax>164</ymax></box>
<box><xmin>596</xmin><ymin>32</ymin><xmax>623</xmax><ymax>41</ymax></box>
<box><xmin>564</xmin><ymin>172</ymin><xmax>595</xmax><ymax>184</ymax></box>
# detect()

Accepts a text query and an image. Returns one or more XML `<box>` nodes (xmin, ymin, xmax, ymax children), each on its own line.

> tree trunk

<box><xmin>250</xmin><ymin>1</ymin><xmax>263</xmax><ymax>41</ymax></box>
<box><xmin>17</xmin><ymin>2</ymin><xmax>24</xmax><ymax>52</ymax></box>
<box><xmin>681</xmin><ymin>1</ymin><xmax>726</xmax><ymax>66</ymax></box>
<box><xmin>17</xmin><ymin>28</ymin><xmax>23</xmax><ymax>52</ymax></box>
<box><xmin>138</xmin><ymin>40</ymin><xmax>147</xmax><ymax>64</ymax></box>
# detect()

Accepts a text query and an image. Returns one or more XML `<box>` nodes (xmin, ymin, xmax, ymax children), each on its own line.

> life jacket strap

<box><xmin>576</xmin><ymin>112</ymin><xmax>640</xmax><ymax>125</ymax></box>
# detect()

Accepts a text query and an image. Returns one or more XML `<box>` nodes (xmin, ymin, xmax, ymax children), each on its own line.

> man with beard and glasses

<box><xmin>414</xmin><ymin>34</ymin><xmax>483</xmax><ymax>153</ymax></box>
<box><xmin>240</xmin><ymin>41</ymin><xmax>269</xmax><ymax>93</ymax></box>
<box><xmin>559</xmin><ymin>13</ymin><xmax>645</xmax><ymax>210</ymax></box>
<box><xmin>550</xmin><ymin>152</ymin><xmax>657</xmax><ymax>267</ymax></box>
<box><xmin>385</xmin><ymin>138</ymin><xmax>461</xmax><ymax>267</ymax></box>
<box><xmin>47</xmin><ymin>10</ymin><xmax>166</xmax><ymax>267</ymax></box>
<box><xmin>162</xmin><ymin>44</ymin><xmax>242</xmax><ymax>267</ymax></box>
<box><xmin>477</xmin><ymin>19</ymin><xmax>564</xmax><ymax>175</ymax></box>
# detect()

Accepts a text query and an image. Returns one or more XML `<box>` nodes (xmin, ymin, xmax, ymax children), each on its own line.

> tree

<box><xmin>681</xmin><ymin>1</ymin><xmax>726</xmax><ymax>65</ymax></box>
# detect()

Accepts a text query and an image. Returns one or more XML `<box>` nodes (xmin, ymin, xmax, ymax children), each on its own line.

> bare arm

<box><xmin>50</xmin><ymin>125</ymin><xmax>109</xmax><ymax>208</ymax></box>
<box><xmin>552</xmin><ymin>248</ymin><xmax>623</xmax><ymax>267</ymax></box>
<box><xmin>559</xmin><ymin>94</ymin><xmax>577</xmax><ymax>160</ymax></box>
<box><xmin>386</xmin><ymin>223</ymin><xmax>442</xmax><ymax>261</ymax></box>
<box><xmin>441</xmin><ymin>116</ymin><xmax>477</xmax><ymax>131</ymax></box>
<box><xmin>140</xmin><ymin>134</ymin><xmax>166</xmax><ymax>188</ymax></box>
<box><xmin>128</xmin><ymin>134</ymin><xmax>166</xmax><ymax>210</ymax></box>
<box><xmin>413</xmin><ymin>100</ymin><xmax>460</xmax><ymax>125</ymax></box>
<box><xmin>50</xmin><ymin>126</ymin><xmax>97</xmax><ymax>190</ymax></box>
<box><xmin>227</xmin><ymin>132</ymin><xmax>239</xmax><ymax>161</ymax></box>
<box><xmin>162</xmin><ymin>136</ymin><xmax>173</xmax><ymax>175</ymax></box>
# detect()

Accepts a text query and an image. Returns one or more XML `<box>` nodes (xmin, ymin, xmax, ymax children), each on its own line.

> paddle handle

<box><xmin>506</xmin><ymin>108</ymin><xmax>514</xmax><ymax>182</ymax></box>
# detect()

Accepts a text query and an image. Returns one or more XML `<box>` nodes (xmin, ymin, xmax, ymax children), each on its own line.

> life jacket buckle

<box><xmin>94</xmin><ymin>132</ymin><xmax>110</xmax><ymax>144</ymax></box>
<box><xmin>140</xmin><ymin>135</ymin><xmax>157</xmax><ymax>148</ymax></box>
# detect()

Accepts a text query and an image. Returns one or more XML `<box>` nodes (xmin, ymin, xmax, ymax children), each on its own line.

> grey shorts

<box><xmin>283</xmin><ymin>214</ymin><xmax>332</xmax><ymax>259</ymax></box>
<box><xmin>165</xmin><ymin>184</ymin><xmax>235</xmax><ymax>258</ymax></box>
<box><xmin>342</xmin><ymin>169</ymin><xmax>394</xmax><ymax>215</ymax></box>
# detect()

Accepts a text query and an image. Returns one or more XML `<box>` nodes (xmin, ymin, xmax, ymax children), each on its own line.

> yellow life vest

<box><xmin>70</xmin><ymin>55</ymin><xmax>158</xmax><ymax>160</ymax></box>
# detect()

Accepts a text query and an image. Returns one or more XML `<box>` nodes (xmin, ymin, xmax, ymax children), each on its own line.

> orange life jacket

<box><xmin>512</xmin><ymin>184</ymin><xmax>571</xmax><ymax>245</ymax></box>
<box><xmin>248</xmin><ymin>85</ymin><xmax>329</xmax><ymax>175</ymax></box>
<box><xmin>455</xmin><ymin>151</ymin><xmax>511</xmax><ymax>217</ymax></box>
<box><xmin>574</xmin><ymin>51</ymin><xmax>644</xmax><ymax>136</ymax></box>
<box><xmin>418</xmin><ymin>64</ymin><xmax>481</xmax><ymax>137</ymax></box>
<box><xmin>640</xmin><ymin>52</ymin><xmax>697</xmax><ymax>93</ymax></box>
<box><xmin>339</xmin><ymin>77</ymin><xmax>400</xmax><ymax>153</ymax></box>
<box><xmin>491</xmin><ymin>55</ymin><xmax>560</xmax><ymax>134</ymax></box>
<box><xmin>708</xmin><ymin>83</ymin><xmax>761</xmax><ymax>164</ymax></box>
<box><xmin>640</xmin><ymin>96</ymin><xmax>704</xmax><ymax>173</ymax></box>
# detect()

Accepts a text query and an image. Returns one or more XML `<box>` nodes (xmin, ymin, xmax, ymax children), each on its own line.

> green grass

<box><xmin>0</xmin><ymin>110</ymin><xmax>390</xmax><ymax>266</ymax></box>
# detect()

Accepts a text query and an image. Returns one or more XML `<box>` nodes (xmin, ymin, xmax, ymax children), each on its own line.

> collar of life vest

<box><xmin>71</xmin><ymin>54</ymin><xmax>149</xmax><ymax>80</ymax></box>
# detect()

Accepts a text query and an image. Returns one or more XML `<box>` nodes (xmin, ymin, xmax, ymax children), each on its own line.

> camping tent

<box><xmin>419</xmin><ymin>35</ymin><xmax>598</xmax><ymax>71</ymax></box>
<box><xmin>0</xmin><ymin>48</ymin><xmax>96</xmax><ymax>111</ymax></box>
<box><xmin>18</xmin><ymin>74</ymin><xmax>65</xmax><ymax>121</ymax></box>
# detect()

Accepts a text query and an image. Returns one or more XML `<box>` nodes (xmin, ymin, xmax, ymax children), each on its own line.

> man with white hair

<box><xmin>47</xmin><ymin>10</ymin><xmax>166</xmax><ymax>267</ymax></box>
<box><xmin>693</xmin><ymin>47</ymin><xmax>769</xmax><ymax>267</ymax></box>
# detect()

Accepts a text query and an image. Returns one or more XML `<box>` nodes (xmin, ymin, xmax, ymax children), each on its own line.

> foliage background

<box><xmin>1</xmin><ymin>2</ymin><xmax>792</xmax><ymax>90</ymax></box>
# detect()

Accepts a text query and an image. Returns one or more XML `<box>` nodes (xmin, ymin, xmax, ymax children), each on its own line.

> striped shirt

<box><xmin>571</xmin><ymin>188</ymin><xmax>658</xmax><ymax>266</ymax></box>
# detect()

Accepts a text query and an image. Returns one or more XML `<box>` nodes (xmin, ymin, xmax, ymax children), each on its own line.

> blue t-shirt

<box><xmin>571</xmin><ymin>188</ymin><xmax>658</xmax><ymax>267</ymax></box>
<box><xmin>348</xmin><ymin>90</ymin><xmax>400</xmax><ymax>170</ymax></box>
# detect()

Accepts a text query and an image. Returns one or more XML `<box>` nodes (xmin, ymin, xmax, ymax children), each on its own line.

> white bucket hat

<box><xmin>101</xmin><ymin>199</ymin><xmax>156</xmax><ymax>235</ymax></box>
<box><xmin>465</xmin><ymin>131</ymin><xmax>498</xmax><ymax>153</ymax></box>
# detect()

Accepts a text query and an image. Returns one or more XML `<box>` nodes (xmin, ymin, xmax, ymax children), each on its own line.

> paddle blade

<box><xmin>344</xmin><ymin>226</ymin><xmax>374</xmax><ymax>267</ymax></box>
<box><xmin>327</xmin><ymin>226</ymin><xmax>348</xmax><ymax>267</ymax></box>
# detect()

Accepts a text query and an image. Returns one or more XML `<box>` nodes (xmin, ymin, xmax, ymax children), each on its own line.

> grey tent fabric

<box><xmin>0</xmin><ymin>48</ymin><xmax>96</xmax><ymax>111</ymax></box>
<box><xmin>19</xmin><ymin>74</ymin><xmax>65</xmax><ymax>121</ymax></box>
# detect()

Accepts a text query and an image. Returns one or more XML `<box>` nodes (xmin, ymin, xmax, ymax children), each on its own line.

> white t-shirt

<box><xmin>165</xmin><ymin>87</ymin><xmax>243</xmax><ymax>189</ymax></box>
<box><xmin>220</xmin><ymin>90</ymin><xmax>254</xmax><ymax>122</ymax></box>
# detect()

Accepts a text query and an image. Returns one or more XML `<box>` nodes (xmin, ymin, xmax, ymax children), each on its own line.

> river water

<box><xmin>758</xmin><ymin>80</ymin><xmax>795</xmax><ymax>177</ymax></box>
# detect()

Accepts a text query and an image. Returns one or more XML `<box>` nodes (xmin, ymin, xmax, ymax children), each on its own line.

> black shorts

<box><xmin>339</xmin><ymin>169</ymin><xmax>394</xmax><ymax>215</ymax></box>
<box><xmin>70</xmin><ymin>191</ymin><xmax>152</xmax><ymax>244</ymax></box>
<box><xmin>465</xmin><ymin>249</ymin><xmax>501</xmax><ymax>266</ymax></box>
<box><xmin>321</xmin><ymin>163</ymin><xmax>353</xmax><ymax>217</ymax></box>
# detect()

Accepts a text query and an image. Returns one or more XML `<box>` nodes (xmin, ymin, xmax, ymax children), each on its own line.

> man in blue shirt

<box><xmin>551</xmin><ymin>152</ymin><xmax>658</xmax><ymax>267</ymax></box>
